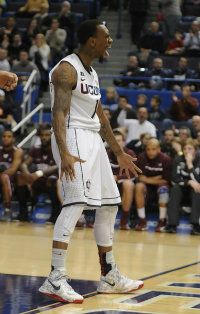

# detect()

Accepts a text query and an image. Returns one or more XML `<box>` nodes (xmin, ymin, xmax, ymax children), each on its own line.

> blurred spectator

<box><xmin>12</xmin><ymin>50</ymin><xmax>41</xmax><ymax>84</ymax></box>
<box><xmin>110</xmin><ymin>95</ymin><xmax>136</xmax><ymax>129</ymax></box>
<box><xmin>0</xmin><ymin>0</ymin><xmax>6</xmax><ymax>16</ymax></box>
<box><xmin>171</xmin><ymin>57</ymin><xmax>195</xmax><ymax>90</ymax></box>
<box><xmin>117</xmin><ymin>106</ymin><xmax>157</xmax><ymax>144</ymax></box>
<box><xmin>46</xmin><ymin>18</ymin><xmax>67</xmax><ymax>65</ymax></box>
<box><xmin>103</xmin><ymin>86</ymin><xmax>119</xmax><ymax>110</ymax></box>
<box><xmin>0</xmin><ymin>48</ymin><xmax>10</xmax><ymax>72</ymax></box>
<box><xmin>164</xmin><ymin>138</ymin><xmax>200</xmax><ymax>235</ymax></box>
<box><xmin>135</xmin><ymin>138</ymin><xmax>171</xmax><ymax>232</ymax></box>
<box><xmin>58</xmin><ymin>1</ymin><xmax>76</xmax><ymax>53</ymax></box>
<box><xmin>0</xmin><ymin>33</ymin><xmax>10</xmax><ymax>50</ymax></box>
<box><xmin>159</xmin><ymin>0</ymin><xmax>182</xmax><ymax>40</ymax></box>
<box><xmin>196</xmin><ymin>130</ymin><xmax>200</xmax><ymax>148</ymax></box>
<box><xmin>164</xmin><ymin>85</ymin><xmax>199</xmax><ymax>129</ymax></box>
<box><xmin>0</xmin><ymin>130</ymin><xmax>23</xmax><ymax>221</ymax></box>
<box><xmin>161</xmin><ymin>129</ymin><xmax>182</xmax><ymax>158</ymax></box>
<box><xmin>129</xmin><ymin>0</ymin><xmax>149</xmax><ymax>45</ymax></box>
<box><xmin>128</xmin><ymin>132</ymin><xmax>151</xmax><ymax>155</ymax></box>
<box><xmin>146</xmin><ymin>57</ymin><xmax>171</xmax><ymax>89</ymax></box>
<box><xmin>23</xmin><ymin>19</ymin><xmax>40</xmax><ymax>49</ymax></box>
<box><xmin>29</xmin><ymin>33</ymin><xmax>50</xmax><ymax>91</ymax></box>
<box><xmin>114</xmin><ymin>55</ymin><xmax>145</xmax><ymax>88</ymax></box>
<box><xmin>103</xmin><ymin>108</ymin><xmax>112</xmax><ymax>122</ymax></box>
<box><xmin>0</xmin><ymin>89</ymin><xmax>17</xmax><ymax>130</ymax></box>
<box><xmin>139</xmin><ymin>22</ymin><xmax>165</xmax><ymax>55</ymax></box>
<box><xmin>178</xmin><ymin>126</ymin><xmax>191</xmax><ymax>146</ymax></box>
<box><xmin>107</xmin><ymin>130</ymin><xmax>136</xmax><ymax>230</ymax></box>
<box><xmin>34</xmin><ymin>3</ymin><xmax>52</xmax><ymax>34</ymax></box>
<box><xmin>17</xmin><ymin>0</ymin><xmax>49</xmax><ymax>18</ymax></box>
<box><xmin>135</xmin><ymin>94</ymin><xmax>148</xmax><ymax>108</ymax></box>
<box><xmin>165</xmin><ymin>31</ymin><xmax>184</xmax><ymax>55</ymax></box>
<box><xmin>191</xmin><ymin>115</ymin><xmax>200</xmax><ymax>138</ymax></box>
<box><xmin>16</xmin><ymin>124</ymin><xmax>61</xmax><ymax>222</ymax></box>
<box><xmin>183</xmin><ymin>20</ymin><xmax>200</xmax><ymax>57</ymax></box>
<box><xmin>8</xmin><ymin>33</ymin><xmax>27</xmax><ymax>63</ymax></box>
<box><xmin>148</xmin><ymin>95</ymin><xmax>165</xmax><ymax>122</ymax></box>
<box><xmin>3</xmin><ymin>17</ymin><xmax>18</xmax><ymax>42</ymax></box>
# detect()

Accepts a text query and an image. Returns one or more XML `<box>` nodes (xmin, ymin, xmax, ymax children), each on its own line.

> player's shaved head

<box><xmin>146</xmin><ymin>138</ymin><xmax>160</xmax><ymax>148</ymax></box>
<box><xmin>145</xmin><ymin>138</ymin><xmax>160</xmax><ymax>159</ymax></box>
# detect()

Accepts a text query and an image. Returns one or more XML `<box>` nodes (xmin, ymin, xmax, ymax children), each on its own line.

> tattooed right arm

<box><xmin>52</xmin><ymin>62</ymin><xmax>77</xmax><ymax>160</ymax></box>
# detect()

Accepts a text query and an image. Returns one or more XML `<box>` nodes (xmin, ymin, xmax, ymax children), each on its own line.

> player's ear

<box><xmin>89</xmin><ymin>36</ymin><xmax>96</xmax><ymax>48</ymax></box>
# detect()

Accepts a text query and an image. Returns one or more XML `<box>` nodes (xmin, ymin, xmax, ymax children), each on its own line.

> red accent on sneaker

<box><xmin>135</xmin><ymin>218</ymin><xmax>147</xmax><ymax>231</ymax></box>
<box><xmin>97</xmin><ymin>283</ymin><xmax>144</xmax><ymax>294</ymax></box>
<box><xmin>155</xmin><ymin>219</ymin><xmax>167</xmax><ymax>232</ymax></box>
<box><xmin>40</xmin><ymin>291</ymin><xmax>84</xmax><ymax>304</ymax></box>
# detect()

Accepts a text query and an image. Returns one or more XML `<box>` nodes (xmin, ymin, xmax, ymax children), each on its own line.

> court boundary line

<box><xmin>18</xmin><ymin>259</ymin><xmax>200</xmax><ymax>314</ymax></box>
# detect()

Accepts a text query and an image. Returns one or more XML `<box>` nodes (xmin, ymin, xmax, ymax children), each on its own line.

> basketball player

<box><xmin>39</xmin><ymin>20</ymin><xmax>143</xmax><ymax>303</ymax></box>
<box><xmin>0</xmin><ymin>71</ymin><xmax>18</xmax><ymax>91</ymax></box>
<box><xmin>0</xmin><ymin>130</ymin><xmax>23</xmax><ymax>221</ymax></box>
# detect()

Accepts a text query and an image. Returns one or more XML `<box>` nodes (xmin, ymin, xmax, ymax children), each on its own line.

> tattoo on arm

<box><xmin>97</xmin><ymin>102</ymin><xmax>123</xmax><ymax>156</ymax></box>
<box><xmin>52</xmin><ymin>62</ymin><xmax>77</xmax><ymax>160</ymax></box>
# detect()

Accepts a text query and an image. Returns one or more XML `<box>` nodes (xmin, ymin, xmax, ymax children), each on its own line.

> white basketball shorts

<box><xmin>51</xmin><ymin>128</ymin><xmax>121</xmax><ymax>208</ymax></box>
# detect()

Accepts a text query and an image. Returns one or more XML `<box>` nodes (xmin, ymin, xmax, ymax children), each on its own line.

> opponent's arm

<box><xmin>3</xmin><ymin>149</ymin><xmax>24</xmax><ymax>177</ymax></box>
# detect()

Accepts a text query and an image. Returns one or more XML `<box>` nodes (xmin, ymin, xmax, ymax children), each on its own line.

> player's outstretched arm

<box><xmin>0</xmin><ymin>71</ymin><xmax>18</xmax><ymax>91</ymax></box>
<box><xmin>97</xmin><ymin>101</ymin><xmax>142</xmax><ymax>177</ymax></box>
<box><xmin>52</xmin><ymin>62</ymin><xmax>84</xmax><ymax>181</ymax></box>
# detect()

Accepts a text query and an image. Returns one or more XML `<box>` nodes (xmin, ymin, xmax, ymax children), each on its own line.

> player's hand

<box><xmin>60</xmin><ymin>154</ymin><xmax>85</xmax><ymax>181</ymax></box>
<box><xmin>188</xmin><ymin>180</ymin><xmax>200</xmax><ymax>193</ymax></box>
<box><xmin>0</xmin><ymin>71</ymin><xmax>18</xmax><ymax>91</ymax></box>
<box><xmin>117</xmin><ymin>152</ymin><xmax>142</xmax><ymax>178</ymax></box>
<box><xmin>138</xmin><ymin>175</ymin><xmax>148</xmax><ymax>183</ymax></box>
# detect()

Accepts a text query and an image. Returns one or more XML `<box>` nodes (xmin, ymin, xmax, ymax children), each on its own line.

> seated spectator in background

<box><xmin>129</xmin><ymin>0</ymin><xmax>149</xmax><ymax>45</ymax></box>
<box><xmin>103</xmin><ymin>86</ymin><xmax>119</xmax><ymax>110</ymax></box>
<box><xmin>3</xmin><ymin>17</ymin><xmax>18</xmax><ymax>42</ymax></box>
<box><xmin>34</xmin><ymin>3</ymin><xmax>52</xmax><ymax>34</ymax></box>
<box><xmin>160</xmin><ymin>0</ymin><xmax>182</xmax><ymax>40</ymax></box>
<box><xmin>183</xmin><ymin>20</ymin><xmax>200</xmax><ymax>57</ymax></box>
<box><xmin>17</xmin><ymin>0</ymin><xmax>49</xmax><ymax>18</ymax></box>
<box><xmin>29</xmin><ymin>33</ymin><xmax>51</xmax><ymax>91</ymax></box>
<box><xmin>114</xmin><ymin>55</ymin><xmax>145</xmax><ymax>88</ymax></box>
<box><xmin>0</xmin><ymin>0</ymin><xmax>6</xmax><ymax>16</ymax></box>
<box><xmin>23</xmin><ymin>19</ymin><xmax>40</xmax><ymax>49</ymax></box>
<box><xmin>110</xmin><ymin>95</ymin><xmax>136</xmax><ymax>128</ymax></box>
<box><xmin>165</xmin><ymin>31</ymin><xmax>184</xmax><ymax>55</ymax></box>
<box><xmin>16</xmin><ymin>124</ymin><xmax>61</xmax><ymax>222</ymax></box>
<box><xmin>161</xmin><ymin>129</ymin><xmax>182</xmax><ymax>158</ymax></box>
<box><xmin>177</xmin><ymin>126</ymin><xmax>192</xmax><ymax>146</ymax></box>
<box><xmin>191</xmin><ymin>115</ymin><xmax>200</xmax><ymax>138</ymax></box>
<box><xmin>0</xmin><ymin>48</ymin><xmax>10</xmax><ymax>72</ymax></box>
<box><xmin>164</xmin><ymin>139</ymin><xmax>200</xmax><ymax>235</ymax></box>
<box><xmin>139</xmin><ymin>22</ymin><xmax>165</xmax><ymax>55</ymax></box>
<box><xmin>146</xmin><ymin>58</ymin><xmax>171</xmax><ymax>90</ymax></box>
<box><xmin>58</xmin><ymin>1</ymin><xmax>76</xmax><ymax>53</ymax></box>
<box><xmin>8</xmin><ymin>33</ymin><xmax>27</xmax><ymax>63</ymax></box>
<box><xmin>163</xmin><ymin>85</ymin><xmax>199</xmax><ymax>130</ymax></box>
<box><xmin>135</xmin><ymin>138</ymin><xmax>171</xmax><ymax>232</ymax></box>
<box><xmin>0</xmin><ymin>130</ymin><xmax>23</xmax><ymax>221</ymax></box>
<box><xmin>0</xmin><ymin>89</ymin><xmax>17</xmax><ymax>130</ymax></box>
<box><xmin>107</xmin><ymin>130</ymin><xmax>136</xmax><ymax>230</ymax></box>
<box><xmin>135</xmin><ymin>94</ymin><xmax>148</xmax><ymax>109</ymax></box>
<box><xmin>0</xmin><ymin>33</ymin><xmax>10</xmax><ymax>51</ymax></box>
<box><xmin>148</xmin><ymin>95</ymin><xmax>165</xmax><ymax>123</ymax></box>
<box><xmin>12</xmin><ymin>50</ymin><xmax>41</xmax><ymax>85</ymax></box>
<box><xmin>196</xmin><ymin>130</ymin><xmax>200</xmax><ymax>148</ymax></box>
<box><xmin>117</xmin><ymin>106</ymin><xmax>157</xmax><ymax>145</ymax></box>
<box><xmin>128</xmin><ymin>132</ymin><xmax>151</xmax><ymax>155</ymax></box>
<box><xmin>171</xmin><ymin>57</ymin><xmax>195</xmax><ymax>90</ymax></box>
<box><xmin>46</xmin><ymin>18</ymin><xmax>67</xmax><ymax>65</ymax></box>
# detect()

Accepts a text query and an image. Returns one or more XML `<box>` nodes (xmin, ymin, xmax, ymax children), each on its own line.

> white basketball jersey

<box><xmin>49</xmin><ymin>53</ymin><xmax>101</xmax><ymax>132</ymax></box>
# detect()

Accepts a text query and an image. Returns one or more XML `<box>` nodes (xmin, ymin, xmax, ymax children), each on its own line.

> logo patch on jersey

<box><xmin>81</xmin><ymin>83</ymin><xmax>100</xmax><ymax>96</ymax></box>
<box><xmin>80</xmin><ymin>72</ymin><xmax>86</xmax><ymax>81</ymax></box>
<box><xmin>86</xmin><ymin>179</ymin><xmax>91</xmax><ymax>191</ymax></box>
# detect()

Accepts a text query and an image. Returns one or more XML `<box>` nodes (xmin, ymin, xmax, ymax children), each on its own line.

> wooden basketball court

<box><xmin>0</xmin><ymin>221</ymin><xmax>199</xmax><ymax>314</ymax></box>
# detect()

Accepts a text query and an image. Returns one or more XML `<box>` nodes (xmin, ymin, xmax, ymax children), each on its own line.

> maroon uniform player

<box><xmin>135</xmin><ymin>138</ymin><xmax>172</xmax><ymax>232</ymax></box>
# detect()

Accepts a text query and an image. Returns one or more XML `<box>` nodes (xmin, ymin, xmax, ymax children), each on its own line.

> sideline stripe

<box><xmin>20</xmin><ymin>260</ymin><xmax>200</xmax><ymax>314</ymax></box>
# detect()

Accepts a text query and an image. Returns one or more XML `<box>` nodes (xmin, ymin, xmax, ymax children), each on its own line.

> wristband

<box><xmin>35</xmin><ymin>170</ymin><xmax>44</xmax><ymax>178</ymax></box>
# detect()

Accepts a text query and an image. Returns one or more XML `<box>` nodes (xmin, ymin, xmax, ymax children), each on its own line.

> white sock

<box><xmin>159</xmin><ymin>207</ymin><xmax>167</xmax><ymax>220</ymax></box>
<box><xmin>137</xmin><ymin>207</ymin><xmax>145</xmax><ymax>219</ymax></box>
<box><xmin>51</xmin><ymin>248</ymin><xmax>66</xmax><ymax>272</ymax></box>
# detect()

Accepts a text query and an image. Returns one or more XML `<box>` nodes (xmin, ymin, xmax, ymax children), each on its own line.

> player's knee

<box><xmin>158</xmin><ymin>186</ymin><xmax>169</xmax><ymax>205</ymax></box>
<box><xmin>135</xmin><ymin>182</ymin><xmax>146</xmax><ymax>193</ymax></box>
<box><xmin>122</xmin><ymin>180</ymin><xmax>134</xmax><ymax>191</ymax></box>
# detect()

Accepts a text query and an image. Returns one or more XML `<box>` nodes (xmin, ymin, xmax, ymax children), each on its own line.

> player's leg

<box><xmin>120</xmin><ymin>179</ymin><xmax>134</xmax><ymax>230</ymax></box>
<box><xmin>155</xmin><ymin>185</ymin><xmax>169</xmax><ymax>232</ymax></box>
<box><xmin>39</xmin><ymin>204</ymin><xmax>85</xmax><ymax>303</ymax></box>
<box><xmin>0</xmin><ymin>173</ymin><xmax>12</xmax><ymax>221</ymax></box>
<box><xmin>190</xmin><ymin>191</ymin><xmax>200</xmax><ymax>235</ymax></box>
<box><xmin>135</xmin><ymin>182</ymin><xmax>147</xmax><ymax>231</ymax></box>
<box><xmin>94</xmin><ymin>205</ymin><xmax>143</xmax><ymax>293</ymax></box>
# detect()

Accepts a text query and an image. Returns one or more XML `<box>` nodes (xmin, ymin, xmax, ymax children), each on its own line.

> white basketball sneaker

<box><xmin>39</xmin><ymin>269</ymin><xmax>84</xmax><ymax>303</ymax></box>
<box><xmin>97</xmin><ymin>266</ymin><xmax>144</xmax><ymax>294</ymax></box>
